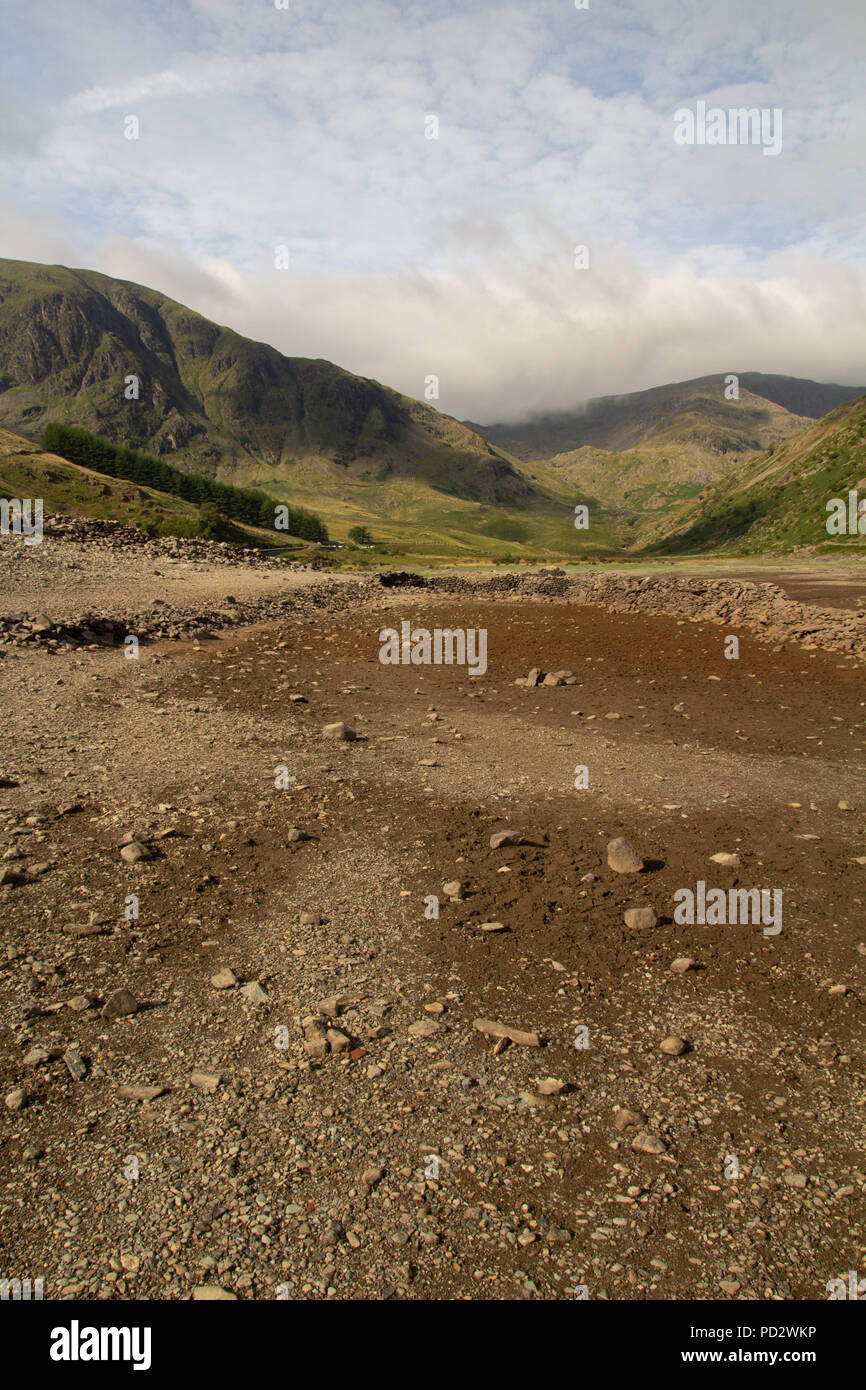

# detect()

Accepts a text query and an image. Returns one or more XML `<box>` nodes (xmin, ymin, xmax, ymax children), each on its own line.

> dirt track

<box><xmin>1</xmin><ymin>551</ymin><xmax>865</xmax><ymax>1301</ymax></box>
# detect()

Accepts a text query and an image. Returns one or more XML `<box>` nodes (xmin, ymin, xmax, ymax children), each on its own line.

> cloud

<box><xmin>0</xmin><ymin>0</ymin><xmax>863</xmax><ymax>419</ymax></box>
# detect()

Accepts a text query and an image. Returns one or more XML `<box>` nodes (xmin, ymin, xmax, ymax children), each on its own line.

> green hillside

<box><xmin>641</xmin><ymin>394</ymin><xmax>866</xmax><ymax>555</ymax></box>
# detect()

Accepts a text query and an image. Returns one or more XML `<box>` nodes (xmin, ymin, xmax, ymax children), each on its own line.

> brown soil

<box><xmin>1</xmin><ymin>565</ymin><xmax>865</xmax><ymax>1302</ymax></box>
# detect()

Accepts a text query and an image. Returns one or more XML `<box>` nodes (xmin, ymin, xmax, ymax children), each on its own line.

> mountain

<box><xmin>642</xmin><ymin>393</ymin><xmax>866</xmax><ymax>555</ymax></box>
<box><xmin>465</xmin><ymin>373</ymin><xmax>864</xmax><ymax>461</ymax></box>
<box><xmin>0</xmin><ymin>258</ymin><xmax>571</xmax><ymax>556</ymax></box>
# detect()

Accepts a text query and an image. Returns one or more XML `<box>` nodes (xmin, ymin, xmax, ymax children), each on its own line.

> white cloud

<box><xmin>0</xmin><ymin>0</ymin><xmax>863</xmax><ymax>420</ymax></box>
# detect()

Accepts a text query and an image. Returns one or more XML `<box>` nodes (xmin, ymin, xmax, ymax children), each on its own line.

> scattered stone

<box><xmin>118</xmin><ymin>1084</ymin><xmax>166</xmax><ymax>1102</ymax></box>
<box><xmin>23</xmin><ymin>1046</ymin><xmax>49</xmax><ymax>1067</ymax></box>
<box><xmin>119</xmin><ymin>841</ymin><xmax>153</xmax><ymax>864</ymax></box>
<box><xmin>607</xmin><ymin>837</ymin><xmax>644</xmax><ymax>873</ymax></box>
<box><xmin>614</xmin><ymin>1107</ymin><xmax>647</xmax><ymax>1132</ymax></box>
<box><xmin>102</xmin><ymin>988</ymin><xmax>139</xmax><ymax>1020</ymax></box>
<box><xmin>537</xmin><ymin>1078</ymin><xmax>567</xmax><ymax>1096</ymax></box>
<box><xmin>326</xmin><ymin>1028</ymin><xmax>351</xmax><ymax>1053</ymax></box>
<box><xmin>322</xmin><ymin>722</ymin><xmax>356</xmax><ymax>741</ymax></box>
<box><xmin>623</xmin><ymin>906</ymin><xmax>658</xmax><ymax>930</ymax></box>
<box><xmin>63</xmin><ymin>1046</ymin><xmax>87</xmax><ymax>1081</ymax></box>
<box><xmin>490</xmin><ymin>830</ymin><xmax>523</xmax><ymax>849</ymax></box>
<box><xmin>671</xmin><ymin>957</ymin><xmax>698</xmax><ymax>973</ymax></box>
<box><xmin>408</xmin><ymin>1018</ymin><xmax>444</xmax><ymax>1038</ymax></box>
<box><xmin>302</xmin><ymin>1022</ymin><xmax>329</xmax><ymax>1059</ymax></box>
<box><xmin>473</xmin><ymin>1018</ymin><xmax>541</xmax><ymax>1047</ymax></box>
<box><xmin>631</xmin><ymin>1131</ymin><xmax>667</xmax><ymax>1155</ymax></box>
<box><xmin>239</xmin><ymin>981</ymin><xmax>269</xmax><ymax>1007</ymax></box>
<box><xmin>190</xmin><ymin>1071</ymin><xmax>221</xmax><ymax>1093</ymax></box>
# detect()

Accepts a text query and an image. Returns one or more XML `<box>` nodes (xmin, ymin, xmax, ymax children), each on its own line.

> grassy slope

<box><xmin>640</xmin><ymin>394</ymin><xmax>866</xmax><ymax>555</ymax></box>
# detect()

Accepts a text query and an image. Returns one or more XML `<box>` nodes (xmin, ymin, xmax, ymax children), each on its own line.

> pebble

<box><xmin>710</xmin><ymin>852</ymin><xmax>740</xmax><ymax>867</ymax></box>
<box><xmin>190</xmin><ymin>1071</ymin><xmax>221</xmax><ymax>1092</ymax></box>
<box><xmin>407</xmin><ymin>1018</ymin><xmax>444</xmax><ymax>1038</ymax></box>
<box><xmin>623</xmin><ymin>906</ymin><xmax>657</xmax><ymax>929</ymax></box>
<box><xmin>477</xmin><ymin>921</ymin><xmax>508</xmax><ymax>933</ymax></box>
<box><xmin>102</xmin><ymin>988</ymin><xmax>139</xmax><ymax>1020</ymax></box>
<box><xmin>631</xmin><ymin>1131</ymin><xmax>667</xmax><ymax>1155</ymax></box>
<box><xmin>607</xmin><ymin>837</ymin><xmax>644</xmax><ymax>873</ymax></box>
<box><xmin>322</xmin><ymin>722</ymin><xmax>356</xmax><ymax>741</ymax></box>
<box><xmin>660</xmin><ymin>1035</ymin><xmax>688</xmax><ymax>1056</ymax></box>
<box><xmin>473</xmin><ymin>1018</ymin><xmax>541</xmax><ymax>1047</ymax></box>
<box><xmin>119</xmin><ymin>841</ymin><xmax>153</xmax><ymax>864</ymax></box>
<box><xmin>614</xmin><ymin>1107</ymin><xmax>647</xmax><ymax>1132</ymax></box>
<box><xmin>239</xmin><ymin>981</ymin><xmax>269</xmax><ymax>1007</ymax></box>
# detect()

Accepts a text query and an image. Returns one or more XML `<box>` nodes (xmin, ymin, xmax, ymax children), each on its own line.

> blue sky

<box><xmin>1</xmin><ymin>0</ymin><xmax>864</xmax><ymax>419</ymax></box>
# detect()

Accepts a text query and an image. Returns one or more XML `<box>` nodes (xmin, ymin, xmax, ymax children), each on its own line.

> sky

<box><xmin>1</xmin><ymin>0</ymin><xmax>864</xmax><ymax>422</ymax></box>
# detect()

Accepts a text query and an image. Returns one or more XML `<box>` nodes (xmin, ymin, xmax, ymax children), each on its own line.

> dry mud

<box><xmin>1</xmin><ymin>544</ymin><xmax>865</xmax><ymax>1301</ymax></box>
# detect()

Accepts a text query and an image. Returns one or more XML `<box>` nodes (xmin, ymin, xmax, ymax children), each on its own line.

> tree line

<box><xmin>41</xmin><ymin>423</ymin><xmax>329</xmax><ymax>542</ymax></box>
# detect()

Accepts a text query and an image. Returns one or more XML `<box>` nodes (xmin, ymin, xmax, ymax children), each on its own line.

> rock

<box><xmin>119</xmin><ymin>841</ymin><xmax>153</xmax><ymax>864</ymax></box>
<box><xmin>623</xmin><ymin>906</ymin><xmax>658</xmax><ymax>929</ymax></box>
<box><xmin>607</xmin><ymin>837</ymin><xmax>644</xmax><ymax>873</ymax></box>
<box><xmin>239</xmin><ymin>981</ymin><xmax>269</xmax><ymax>1007</ymax></box>
<box><xmin>326</xmin><ymin>1028</ymin><xmax>351</xmax><ymax>1053</ymax></box>
<box><xmin>0</xmin><ymin>867</ymin><xmax>25</xmax><ymax>887</ymax></box>
<box><xmin>408</xmin><ymin>1018</ymin><xmax>444</xmax><ymax>1038</ymax></box>
<box><xmin>322</xmin><ymin>722</ymin><xmax>356</xmax><ymax>741</ymax></box>
<box><xmin>537</xmin><ymin>1078</ymin><xmax>567</xmax><ymax>1096</ymax></box>
<box><xmin>442</xmin><ymin>880</ymin><xmax>463</xmax><ymax>898</ymax></box>
<box><xmin>671</xmin><ymin>957</ymin><xmax>698</xmax><ymax>973</ymax></box>
<box><xmin>118</xmin><ymin>1084</ymin><xmax>166</xmax><ymax>1102</ymax></box>
<box><xmin>5</xmin><ymin>1087</ymin><xmax>25</xmax><ymax>1112</ymax></box>
<box><xmin>526</xmin><ymin>668</ymin><xmax>542</xmax><ymax>686</ymax></box>
<box><xmin>362</xmin><ymin>1165</ymin><xmax>384</xmax><ymax>1189</ymax></box>
<box><xmin>299</xmin><ymin>911</ymin><xmax>322</xmax><ymax>925</ymax></box>
<box><xmin>631</xmin><ymin>1131</ymin><xmax>667</xmax><ymax>1155</ymax></box>
<box><xmin>64</xmin><ymin>1046</ymin><xmax>87</xmax><ymax>1081</ymax></box>
<box><xmin>473</xmin><ymin>1018</ymin><xmax>541</xmax><ymax>1047</ymax></box>
<box><xmin>102</xmin><ymin>988</ymin><xmax>139</xmax><ymax>1019</ymax></box>
<box><xmin>303</xmin><ymin>1021</ymin><xmax>329</xmax><ymax>1059</ymax></box>
<box><xmin>190</xmin><ymin>1071</ymin><xmax>221</xmax><ymax>1092</ymax></box>
<box><xmin>542</xmin><ymin>673</ymin><xmax>563</xmax><ymax>686</ymax></box>
<box><xmin>211</xmin><ymin>968</ymin><xmax>237</xmax><ymax>990</ymax></box>
<box><xmin>423</xmin><ymin>1001</ymin><xmax>445</xmax><ymax>1015</ymax></box>
<box><xmin>490</xmin><ymin>830</ymin><xmax>523</xmax><ymax>849</ymax></box>
<box><xmin>604</xmin><ymin>711</ymin><xmax>622</xmax><ymax>720</ymax></box>
<box><xmin>23</xmin><ymin>1047</ymin><xmax>49</xmax><ymax>1067</ymax></box>
<box><xmin>710</xmin><ymin>852</ymin><xmax>740</xmax><ymax>867</ymax></box>
<box><xmin>828</xmin><ymin>984</ymin><xmax>849</xmax><ymax>997</ymax></box>
<box><xmin>120</xmin><ymin>1253</ymin><xmax>140</xmax><ymax>1274</ymax></box>
<box><xmin>287</xmin><ymin>827</ymin><xmax>310</xmax><ymax>843</ymax></box>
<box><xmin>477</xmin><ymin>921</ymin><xmax>508</xmax><ymax>933</ymax></box>
<box><xmin>783</xmin><ymin>1172</ymin><xmax>808</xmax><ymax>1189</ymax></box>
<box><xmin>614</xmin><ymin>1107</ymin><xmax>647</xmax><ymax>1132</ymax></box>
<box><xmin>660</xmin><ymin>1035</ymin><xmax>689</xmax><ymax>1056</ymax></box>
<box><xmin>192</xmin><ymin>1286</ymin><xmax>237</xmax><ymax>1300</ymax></box>
<box><xmin>719</xmin><ymin>1279</ymin><xmax>741</xmax><ymax>1296</ymax></box>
